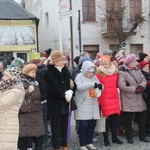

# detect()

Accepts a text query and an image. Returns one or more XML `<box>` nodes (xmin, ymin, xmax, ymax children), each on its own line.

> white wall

<box><xmin>24</xmin><ymin>0</ymin><xmax>150</xmax><ymax>58</ymax></box>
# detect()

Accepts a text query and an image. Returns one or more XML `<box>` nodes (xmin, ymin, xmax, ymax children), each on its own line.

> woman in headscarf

<box><xmin>0</xmin><ymin>67</ymin><xmax>25</xmax><ymax>150</ymax></box>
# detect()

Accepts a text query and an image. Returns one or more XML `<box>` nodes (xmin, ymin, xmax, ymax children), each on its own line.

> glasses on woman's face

<box><xmin>86</xmin><ymin>71</ymin><xmax>95</xmax><ymax>78</ymax></box>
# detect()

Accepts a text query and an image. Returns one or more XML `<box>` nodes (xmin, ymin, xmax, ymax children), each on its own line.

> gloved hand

<box><xmin>135</xmin><ymin>88</ymin><xmax>141</xmax><ymax>94</ymax></box>
<box><xmin>94</xmin><ymin>83</ymin><xmax>102</xmax><ymax>90</ymax></box>
<box><xmin>65</xmin><ymin>89</ymin><xmax>73</xmax><ymax>102</ymax></box>
<box><xmin>135</xmin><ymin>85</ymin><xmax>144</xmax><ymax>94</ymax></box>
<box><xmin>137</xmin><ymin>85</ymin><xmax>144</xmax><ymax>91</ymax></box>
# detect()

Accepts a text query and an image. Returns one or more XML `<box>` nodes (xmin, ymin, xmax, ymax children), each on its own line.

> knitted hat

<box><xmin>115</xmin><ymin>53</ymin><xmax>125</xmax><ymax>61</ymax></box>
<box><xmin>101</xmin><ymin>55</ymin><xmax>111</xmax><ymax>63</ymax></box>
<box><xmin>81</xmin><ymin>57</ymin><xmax>92</xmax><ymax>63</ymax></box>
<box><xmin>50</xmin><ymin>50</ymin><xmax>65</xmax><ymax>63</ymax></box>
<box><xmin>139</xmin><ymin>60</ymin><xmax>149</xmax><ymax>69</ymax></box>
<box><xmin>22</xmin><ymin>63</ymin><xmax>37</xmax><ymax>74</ymax></box>
<box><xmin>9</xmin><ymin>57</ymin><xmax>25</xmax><ymax>69</ymax></box>
<box><xmin>4</xmin><ymin>67</ymin><xmax>21</xmax><ymax>79</ymax></box>
<box><xmin>79</xmin><ymin>52</ymin><xmax>89</xmax><ymax>57</ymax></box>
<box><xmin>124</xmin><ymin>54</ymin><xmax>137</xmax><ymax>65</ymax></box>
<box><xmin>138</xmin><ymin>52</ymin><xmax>148</xmax><ymax>63</ymax></box>
<box><xmin>102</xmin><ymin>50</ymin><xmax>113</xmax><ymax>55</ymax></box>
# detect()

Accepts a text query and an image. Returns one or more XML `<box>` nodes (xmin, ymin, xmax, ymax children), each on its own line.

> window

<box><xmin>83</xmin><ymin>45</ymin><xmax>99</xmax><ymax>59</ymax></box>
<box><xmin>106</xmin><ymin>0</ymin><xmax>121</xmax><ymax>11</ymax></box>
<box><xmin>106</xmin><ymin>0</ymin><xmax>121</xmax><ymax>32</ymax></box>
<box><xmin>130</xmin><ymin>0</ymin><xmax>142</xmax><ymax>19</ymax></box>
<box><xmin>130</xmin><ymin>44</ymin><xmax>143</xmax><ymax>54</ymax></box>
<box><xmin>110</xmin><ymin>44</ymin><xmax>119</xmax><ymax>52</ymax></box>
<box><xmin>17</xmin><ymin>53</ymin><xmax>27</xmax><ymax>62</ymax></box>
<box><xmin>82</xmin><ymin>0</ymin><xmax>96</xmax><ymax>21</ymax></box>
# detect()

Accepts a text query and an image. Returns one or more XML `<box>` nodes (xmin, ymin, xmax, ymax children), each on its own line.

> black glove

<box><xmin>97</xmin><ymin>84</ymin><xmax>102</xmax><ymax>90</ymax></box>
<box><xmin>94</xmin><ymin>83</ymin><xmax>102</xmax><ymax>90</ymax></box>
<box><xmin>94</xmin><ymin>83</ymin><xmax>98</xmax><ymax>88</ymax></box>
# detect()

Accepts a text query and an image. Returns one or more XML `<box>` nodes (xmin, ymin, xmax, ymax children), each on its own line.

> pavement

<box><xmin>46</xmin><ymin>125</ymin><xmax>150</xmax><ymax>150</ymax></box>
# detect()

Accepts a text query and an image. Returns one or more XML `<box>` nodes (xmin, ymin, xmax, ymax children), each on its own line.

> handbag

<box><xmin>94</xmin><ymin>118</ymin><xmax>106</xmax><ymax>132</ymax></box>
<box><xmin>20</xmin><ymin>95</ymin><xmax>32</xmax><ymax>113</ymax></box>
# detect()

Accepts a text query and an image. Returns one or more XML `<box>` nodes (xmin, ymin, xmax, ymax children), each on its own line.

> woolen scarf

<box><xmin>98</xmin><ymin>63</ymin><xmax>117</xmax><ymax>75</ymax></box>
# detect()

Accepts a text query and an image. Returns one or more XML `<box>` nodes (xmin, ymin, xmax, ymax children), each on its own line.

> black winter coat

<box><xmin>45</xmin><ymin>64</ymin><xmax>76</xmax><ymax>116</ymax></box>
<box><xmin>36</xmin><ymin>64</ymin><xmax>47</xmax><ymax>102</ymax></box>
<box><xmin>141</xmin><ymin>70</ymin><xmax>150</xmax><ymax>106</ymax></box>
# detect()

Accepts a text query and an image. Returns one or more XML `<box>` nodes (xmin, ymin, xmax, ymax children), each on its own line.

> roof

<box><xmin>0</xmin><ymin>0</ymin><xmax>38</xmax><ymax>20</ymax></box>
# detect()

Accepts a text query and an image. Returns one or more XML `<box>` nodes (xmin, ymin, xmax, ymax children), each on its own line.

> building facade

<box><xmin>0</xmin><ymin>0</ymin><xmax>39</xmax><ymax>64</ymax></box>
<box><xmin>24</xmin><ymin>0</ymin><xmax>150</xmax><ymax>63</ymax></box>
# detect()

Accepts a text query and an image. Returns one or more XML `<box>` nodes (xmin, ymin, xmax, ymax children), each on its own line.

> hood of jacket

<box><xmin>81</xmin><ymin>61</ymin><xmax>96</xmax><ymax>77</ymax></box>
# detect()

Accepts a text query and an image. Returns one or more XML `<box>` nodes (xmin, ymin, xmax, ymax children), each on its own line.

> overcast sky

<box><xmin>14</xmin><ymin>0</ymin><xmax>21</xmax><ymax>4</ymax></box>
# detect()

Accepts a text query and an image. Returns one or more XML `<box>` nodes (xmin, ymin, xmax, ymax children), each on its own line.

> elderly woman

<box><xmin>0</xmin><ymin>67</ymin><xmax>25</xmax><ymax>150</ymax></box>
<box><xmin>74</xmin><ymin>60</ymin><xmax>102</xmax><ymax>150</ymax></box>
<box><xmin>118</xmin><ymin>54</ymin><xmax>149</xmax><ymax>144</ymax></box>
<box><xmin>44</xmin><ymin>50</ymin><xmax>77</xmax><ymax>150</ymax></box>
<box><xmin>18</xmin><ymin>63</ymin><xmax>45</xmax><ymax>150</ymax></box>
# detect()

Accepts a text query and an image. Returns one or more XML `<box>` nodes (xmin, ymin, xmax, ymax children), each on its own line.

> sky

<box><xmin>14</xmin><ymin>0</ymin><xmax>21</xmax><ymax>4</ymax></box>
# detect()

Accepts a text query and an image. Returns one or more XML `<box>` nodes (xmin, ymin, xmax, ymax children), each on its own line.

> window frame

<box><xmin>106</xmin><ymin>0</ymin><xmax>122</xmax><ymax>32</ymax></box>
<box><xmin>130</xmin><ymin>0</ymin><xmax>142</xmax><ymax>19</ymax></box>
<box><xmin>82</xmin><ymin>0</ymin><xmax>96</xmax><ymax>22</ymax></box>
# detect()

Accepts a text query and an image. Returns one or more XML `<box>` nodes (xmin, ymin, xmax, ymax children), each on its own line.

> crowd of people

<box><xmin>0</xmin><ymin>49</ymin><xmax>150</xmax><ymax>150</ymax></box>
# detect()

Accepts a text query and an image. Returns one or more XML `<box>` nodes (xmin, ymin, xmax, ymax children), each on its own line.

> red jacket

<box><xmin>96</xmin><ymin>73</ymin><xmax>120</xmax><ymax>117</ymax></box>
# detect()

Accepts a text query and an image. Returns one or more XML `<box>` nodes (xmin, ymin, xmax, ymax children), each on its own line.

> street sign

<box><xmin>60</xmin><ymin>10</ymin><xmax>72</xmax><ymax>19</ymax></box>
<box><xmin>60</xmin><ymin>0</ymin><xmax>70</xmax><ymax>13</ymax></box>
<box><xmin>60</xmin><ymin>0</ymin><xmax>71</xmax><ymax>19</ymax></box>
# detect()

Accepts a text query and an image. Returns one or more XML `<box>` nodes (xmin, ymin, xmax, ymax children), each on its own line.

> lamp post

<box><xmin>78</xmin><ymin>10</ymin><xmax>82</xmax><ymax>53</ymax></box>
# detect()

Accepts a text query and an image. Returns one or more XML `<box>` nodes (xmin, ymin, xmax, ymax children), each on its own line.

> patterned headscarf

<box><xmin>0</xmin><ymin>67</ymin><xmax>21</xmax><ymax>91</ymax></box>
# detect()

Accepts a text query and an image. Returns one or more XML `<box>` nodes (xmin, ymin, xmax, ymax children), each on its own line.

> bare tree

<box><xmin>98</xmin><ymin>0</ymin><xmax>147</xmax><ymax>48</ymax></box>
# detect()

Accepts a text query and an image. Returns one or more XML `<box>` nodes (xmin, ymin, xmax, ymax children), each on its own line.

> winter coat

<box><xmin>96</xmin><ymin>71</ymin><xmax>120</xmax><ymax>117</ymax></box>
<box><xmin>74</xmin><ymin>61</ymin><xmax>101</xmax><ymax>120</ymax></box>
<box><xmin>0</xmin><ymin>82</ymin><xmax>25</xmax><ymax>150</ymax></box>
<box><xmin>36</xmin><ymin>64</ymin><xmax>47</xmax><ymax>102</ymax></box>
<box><xmin>118</xmin><ymin>65</ymin><xmax>147</xmax><ymax>112</ymax></box>
<box><xmin>44</xmin><ymin>64</ymin><xmax>77</xmax><ymax>116</ymax></box>
<box><xmin>141</xmin><ymin>70</ymin><xmax>150</xmax><ymax>106</ymax></box>
<box><xmin>19</xmin><ymin>75</ymin><xmax>45</xmax><ymax>137</ymax></box>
